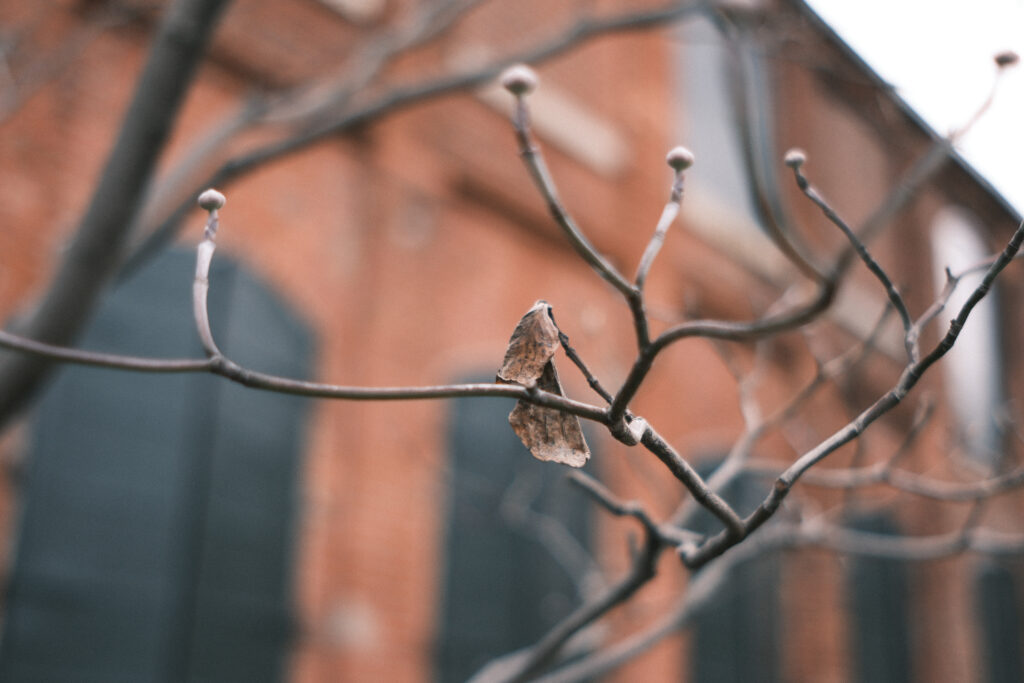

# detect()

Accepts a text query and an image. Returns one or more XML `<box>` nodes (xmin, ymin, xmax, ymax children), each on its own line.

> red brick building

<box><xmin>0</xmin><ymin>1</ymin><xmax>1021</xmax><ymax>681</ymax></box>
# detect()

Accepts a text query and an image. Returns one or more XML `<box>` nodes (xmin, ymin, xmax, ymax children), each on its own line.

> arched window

<box><xmin>0</xmin><ymin>249</ymin><xmax>314</xmax><ymax>682</ymax></box>
<box><xmin>435</xmin><ymin>381</ymin><xmax>595</xmax><ymax>682</ymax></box>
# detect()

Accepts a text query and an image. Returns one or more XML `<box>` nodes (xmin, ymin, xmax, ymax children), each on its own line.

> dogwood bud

<box><xmin>197</xmin><ymin>188</ymin><xmax>226</xmax><ymax>212</ymax></box>
<box><xmin>666</xmin><ymin>146</ymin><xmax>695</xmax><ymax>172</ymax></box>
<box><xmin>784</xmin><ymin>148</ymin><xmax>807</xmax><ymax>169</ymax></box>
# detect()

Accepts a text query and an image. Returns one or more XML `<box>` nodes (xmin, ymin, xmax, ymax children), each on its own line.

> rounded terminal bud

<box><xmin>666</xmin><ymin>145</ymin><xmax>695</xmax><ymax>172</ymax></box>
<box><xmin>197</xmin><ymin>188</ymin><xmax>226</xmax><ymax>212</ymax></box>
<box><xmin>500</xmin><ymin>64</ymin><xmax>538</xmax><ymax>96</ymax></box>
<box><xmin>995</xmin><ymin>50</ymin><xmax>1020</xmax><ymax>69</ymax></box>
<box><xmin>784</xmin><ymin>148</ymin><xmax>807</xmax><ymax>169</ymax></box>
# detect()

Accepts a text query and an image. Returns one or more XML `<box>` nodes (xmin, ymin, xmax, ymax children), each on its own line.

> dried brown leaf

<box><xmin>497</xmin><ymin>300</ymin><xmax>560</xmax><ymax>387</ymax></box>
<box><xmin>498</xmin><ymin>301</ymin><xmax>590</xmax><ymax>468</ymax></box>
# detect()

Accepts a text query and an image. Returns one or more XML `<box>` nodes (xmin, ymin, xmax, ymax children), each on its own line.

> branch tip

<box><xmin>784</xmin><ymin>147</ymin><xmax>806</xmax><ymax>169</ymax></box>
<box><xmin>665</xmin><ymin>145</ymin><xmax>694</xmax><ymax>172</ymax></box>
<box><xmin>197</xmin><ymin>188</ymin><xmax>226</xmax><ymax>212</ymax></box>
<box><xmin>995</xmin><ymin>50</ymin><xmax>1020</xmax><ymax>69</ymax></box>
<box><xmin>500</xmin><ymin>64</ymin><xmax>538</xmax><ymax>96</ymax></box>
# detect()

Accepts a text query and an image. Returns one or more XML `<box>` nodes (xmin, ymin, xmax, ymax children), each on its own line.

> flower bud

<box><xmin>666</xmin><ymin>146</ymin><xmax>695</xmax><ymax>171</ymax></box>
<box><xmin>995</xmin><ymin>50</ymin><xmax>1020</xmax><ymax>68</ymax></box>
<box><xmin>197</xmin><ymin>188</ymin><xmax>226</xmax><ymax>211</ymax></box>
<box><xmin>784</xmin><ymin>148</ymin><xmax>807</xmax><ymax>169</ymax></box>
<box><xmin>500</xmin><ymin>64</ymin><xmax>538</xmax><ymax>96</ymax></box>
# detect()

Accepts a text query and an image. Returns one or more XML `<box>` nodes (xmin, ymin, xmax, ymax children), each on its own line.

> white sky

<box><xmin>808</xmin><ymin>0</ymin><xmax>1024</xmax><ymax>214</ymax></box>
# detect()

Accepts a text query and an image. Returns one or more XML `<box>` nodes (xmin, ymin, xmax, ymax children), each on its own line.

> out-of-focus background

<box><xmin>0</xmin><ymin>1</ymin><xmax>1023</xmax><ymax>681</ymax></box>
<box><xmin>812</xmin><ymin>0</ymin><xmax>1024</xmax><ymax>212</ymax></box>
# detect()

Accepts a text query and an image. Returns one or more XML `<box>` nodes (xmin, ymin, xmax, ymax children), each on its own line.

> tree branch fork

<box><xmin>2</xmin><ymin>43</ymin><xmax>1024</xmax><ymax>682</ymax></box>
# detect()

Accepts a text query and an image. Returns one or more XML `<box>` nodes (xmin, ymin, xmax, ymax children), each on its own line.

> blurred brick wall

<box><xmin>1</xmin><ymin>1</ymin><xmax>1021</xmax><ymax>682</ymax></box>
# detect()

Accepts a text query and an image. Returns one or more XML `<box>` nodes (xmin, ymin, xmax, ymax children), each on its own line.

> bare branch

<box><xmin>0</xmin><ymin>0</ymin><xmax>232</xmax><ymax>426</ymax></box>
<box><xmin>469</xmin><ymin>507</ymin><xmax>664</xmax><ymax>683</ymax></box>
<box><xmin>797</xmin><ymin>520</ymin><xmax>1024</xmax><ymax>561</ymax></box>
<box><xmin>0</xmin><ymin>4</ymin><xmax>133</xmax><ymax>124</ymax></box>
<box><xmin>608</xmin><ymin>280</ymin><xmax>837</xmax><ymax>426</ymax></box>
<box><xmin>503</xmin><ymin>72</ymin><xmax>634</xmax><ymax>300</ymax></box>
<box><xmin>5</xmin><ymin>6</ymin><xmax>1024</xmax><ymax>679</ymax></box>
<box><xmin>606</xmin><ymin>61</ymin><xmax>1018</xmax><ymax>428</ymax></box>
<box><xmin>670</xmin><ymin>305</ymin><xmax>893</xmax><ymax>529</ymax></box>
<box><xmin>192</xmin><ymin>191</ymin><xmax>225</xmax><ymax>357</ymax></box>
<box><xmin>640</xmin><ymin>425</ymin><xmax>745</xmax><ymax>538</ymax></box>
<box><xmin>667</xmin><ymin>218</ymin><xmax>1024</xmax><ymax>569</ymax></box>
<box><xmin>547</xmin><ymin>309</ymin><xmax>614</xmax><ymax>405</ymax></box>
<box><xmin>785</xmin><ymin>152</ymin><xmax>914</xmax><ymax>360</ymax></box>
<box><xmin>540</xmin><ymin>510</ymin><xmax>1024</xmax><ymax>683</ymax></box>
<box><xmin>126</xmin><ymin>0</ymin><xmax>491</xmax><ymax>257</ymax></box>
<box><xmin>0</xmin><ymin>330</ymin><xmax>214</xmax><ymax>373</ymax></box>
<box><xmin>0</xmin><ymin>322</ymin><xmax>609</xmax><ymax>420</ymax></box>
<box><xmin>537</xmin><ymin>524</ymin><xmax>793</xmax><ymax>683</ymax></box>
<box><xmin>634</xmin><ymin>148</ymin><xmax>691</xmax><ymax>290</ymax></box>
<box><xmin>568</xmin><ymin>471</ymin><xmax>694</xmax><ymax>547</ymax></box>
<box><xmin>122</xmin><ymin>0</ymin><xmax>706</xmax><ymax>274</ymax></box>
<box><xmin>713</xmin><ymin>13</ymin><xmax>827</xmax><ymax>284</ymax></box>
<box><xmin>501</xmin><ymin>469</ymin><xmax>606</xmax><ymax>599</ymax></box>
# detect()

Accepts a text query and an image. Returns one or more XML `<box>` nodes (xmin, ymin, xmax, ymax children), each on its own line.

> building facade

<box><xmin>0</xmin><ymin>0</ymin><xmax>1021</xmax><ymax>681</ymax></box>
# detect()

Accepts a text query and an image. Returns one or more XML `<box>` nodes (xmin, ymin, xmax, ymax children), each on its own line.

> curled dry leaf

<box><xmin>497</xmin><ymin>300</ymin><xmax>590</xmax><ymax>467</ymax></box>
<box><xmin>497</xmin><ymin>300</ymin><xmax>560</xmax><ymax>386</ymax></box>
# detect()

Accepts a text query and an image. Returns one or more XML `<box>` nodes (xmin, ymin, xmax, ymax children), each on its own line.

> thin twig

<box><xmin>192</xmin><ymin>206</ymin><xmax>222</xmax><ymax>357</ymax></box>
<box><xmin>122</xmin><ymin>0</ymin><xmax>706</xmax><ymax>273</ymax></box>
<box><xmin>568</xmin><ymin>471</ymin><xmax>694</xmax><ymax>546</ymax></box>
<box><xmin>607</xmin><ymin>57</ymin><xmax>1017</xmax><ymax>427</ymax></box>
<box><xmin>608</xmin><ymin>281</ymin><xmax>837</xmax><ymax>426</ymax></box>
<box><xmin>852</xmin><ymin>51</ymin><xmax>1015</xmax><ymax>248</ymax></box>
<box><xmin>547</xmin><ymin>307</ymin><xmax>614</xmax><ymax>404</ymax></box>
<box><xmin>641</xmin><ymin>425</ymin><xmax>745</xmax><ymax>537</ymax></box>
<box><xmin>787</xmin><ymin>159</ymin><xmax>914</xmax><ymax>360</ymax></box>
<box><xmin>540</xmin><ymin>510</ymin><xmax>1024</xmax><ymax>683</ymax></box>
<box><xmin>126</xmin><ymin>0</ymin><xmax>488</xmax><ymax>268</ymax></box>
<box><xmin>0</xmin><ymin>330</ymin><xmax>214</xmax><ymax>373</ymax></box>
<box><xmin>711</xmin><ymin>9</ymin><xmax>827</xmax><ymax>284</ymax></box>
<box><xmin>635</xmin><ymin>166</ymin><xmax>686</xmax><ymax>290</ymax></box>
<box><xmin>0</xmin><ymin>0</ymin><xmax>232</xmax><ymax>425</ymax></box>
<box><xmin>507</xmin><ymin>93</ymin><xmax>635</xmax><ymax>299</ymax></box>
<box><xmin>682</xmin><ymin>218</ymin><xmax>1024</xmax><ymax>569</ymax></box>
<box><xmin>669</xmin><ymin>306</ymin><xmax>893</xmax><ymax>528</ymax></box>
<box><xmin>537</xmin><ymin>523</ymin><xmax>793</xmax><ymax>683</ymax></box>
<box><xmin>469</xmin><ymin>511</ymin><xmax>664</xmax><ymax>683</ymax></box>
<box><xmin>0</xmin><ymin>317</ymin><xmax>609</xmax><ymax>421</ymax></box>
<box><xmin>501</xmin><ymin>469</ymin><xmax>606</xmax><ymax>598</ymax></box>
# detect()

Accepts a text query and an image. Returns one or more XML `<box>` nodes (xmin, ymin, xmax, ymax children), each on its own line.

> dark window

<box><xmin>976</xmin><ymin>560</ymin><xmax>1023</xmax><ymax>683</ymax></box>
<box><xmin>0</xmin><ymin>249</ymin><xmax>314</xmax><ymax>683</ymax></box>
<box><xmin>689</xmin><ymin>463</ymin><xmax>781</xmax><ymax>683</ymax></box>
<box><xmin>435</xmin><ymin>382</ymin><xmax>594</xmax><ymax>682</ymax></box>
<box><xmin>846</xmin><ymin>513</ymin><xmax>912</xmax><ymax>683</ymax></box>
